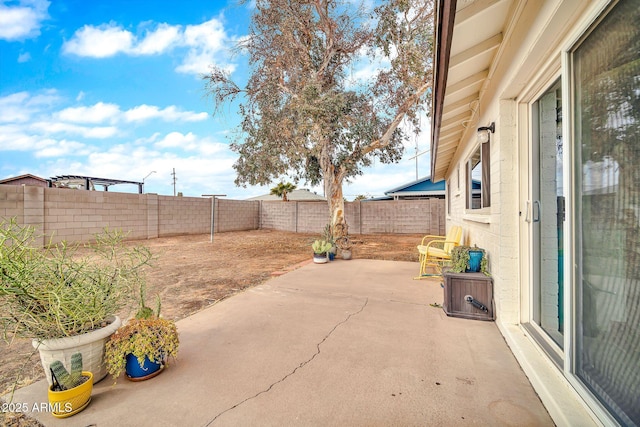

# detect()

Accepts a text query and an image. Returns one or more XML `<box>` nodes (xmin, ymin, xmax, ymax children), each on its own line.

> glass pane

<box><xmin>574</xmin><ymin>0</ymin><xmax>640</xmax><ymax>424</ymax></box>
<box><xmin>534</xmin><ymin>79</ymin><xmax>564</xmax><ymax>348</ymax></box>
<box><xmin>468</xmin><ymin>146</ymin><xmax>482</xmax><ymax>209</ymax></box>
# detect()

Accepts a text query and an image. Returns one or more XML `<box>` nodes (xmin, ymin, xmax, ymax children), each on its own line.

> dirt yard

<box><xmin>1</xmin><ymin>230</ymin><xmax>422</xmax><ymax>426</ymax></box>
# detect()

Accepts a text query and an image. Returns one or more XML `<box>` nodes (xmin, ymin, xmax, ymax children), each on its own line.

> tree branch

<box><xmin>362</xmin><ymin>80</ymin><xmax>431</xmax><ymax>155</ymax></box>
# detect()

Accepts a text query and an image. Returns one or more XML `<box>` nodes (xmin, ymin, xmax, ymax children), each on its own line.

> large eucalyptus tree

<box><xmin>205</xmin><ymin>0</ymin><xmax>434</xmax><ymax>239</ymax></box>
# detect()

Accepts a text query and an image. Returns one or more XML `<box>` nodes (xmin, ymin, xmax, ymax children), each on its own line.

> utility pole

<box><xmin>171</xmin><ymin>168</ymin><xmax>177</xmax><ymax>196</ymax></box>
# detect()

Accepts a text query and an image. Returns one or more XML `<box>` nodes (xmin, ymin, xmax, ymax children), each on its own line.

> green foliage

<box><xmin>50</xmin><ymin>352</ymin><xmax>84</xmax><ymax>391</ymax></box>
<box><xmin>104</xmin><ymin>316</ymin><xmax>179</xmax><ymax>380</ymax></box>
<box><xmin>321</xmin><ymin>224</ymin><xmax>335</xmax><ymax>246</ymax></box>
<box><xmin>135</xmin><ymin>282</ymin><xmax>160</xmax><ymax>320</ymax></box>
<box><xmin>312</xmin><ymin>240</ymin><xmax>333</xmax><ymax>255</ymax></box>
<box><xmin>270</xmin><ymin>182</ymin><xmax>297</xmax><ymax>201</ymax></box>
<box><xmin>450</xmin><ymin>246</ymin><xmax>490</xmax><ymax>276</ymax></box>
<box><xmin>0</xmin><ymin>218</ymin><xmax>152</xmax><ymax>340</ymax></box>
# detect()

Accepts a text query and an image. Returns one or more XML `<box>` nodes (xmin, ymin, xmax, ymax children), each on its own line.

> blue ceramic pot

<box><xmin>467</xmin><ymin>250</ymin><xmax>483</xmax><ymax>273</ymax></box>
<box><xmin>125</xmin><ymin>354</ymin><xmax>162</xmax><ymax>379</ymax></box>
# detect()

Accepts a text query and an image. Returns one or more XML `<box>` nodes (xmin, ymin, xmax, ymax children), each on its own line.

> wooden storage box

<box><xmin>443</xmin><ymin>272</ymin><xmax>494</xmax><ymax>321</ymax></box>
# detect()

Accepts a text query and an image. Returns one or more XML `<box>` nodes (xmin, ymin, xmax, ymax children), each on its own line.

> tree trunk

<box><xmin>324</xmin><ymin>173</ymin><xmax>347</xmax><ymax>241</ymax></box>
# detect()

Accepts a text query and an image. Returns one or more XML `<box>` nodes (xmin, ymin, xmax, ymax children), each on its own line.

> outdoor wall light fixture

<box><xmin>477</xmin><ymin>122</ymin><xmax>495</xmax><ymax>144</ymax></box>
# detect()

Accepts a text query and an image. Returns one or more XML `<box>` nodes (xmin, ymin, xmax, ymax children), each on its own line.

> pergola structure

<box><xmin>48</xmin><ymin>175</ymin><xmax>144</xmax><ymax>193</ymax></box>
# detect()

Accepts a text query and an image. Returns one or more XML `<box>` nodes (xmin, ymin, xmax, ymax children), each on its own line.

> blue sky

<box><xmin>0</xmin><ymin>0</ymin><xmax>431</xmax><ymax>199</ymax></box>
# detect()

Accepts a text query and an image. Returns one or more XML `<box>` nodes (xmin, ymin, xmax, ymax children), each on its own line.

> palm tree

<box><xmin>270</xmin><ymin>182</ymin><xmax>296</xmax><ymax>201</ymax></box>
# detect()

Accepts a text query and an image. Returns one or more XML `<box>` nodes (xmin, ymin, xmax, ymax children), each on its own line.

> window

<box><xmin>573</xmin><ymin>0</ymin><xmax>639</xmax><ymax>424</ymax></box>
<box><xmin>466</xmin><ymin>141</ymin><xmax>490</xmax><ymax>209</ymax></box>
<box><xmin>446</xmin><ymin>179</ymin><xmax>451</xmax><ymax>214</ymax></box>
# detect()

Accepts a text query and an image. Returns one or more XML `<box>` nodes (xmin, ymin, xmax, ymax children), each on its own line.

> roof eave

<box><xmin>430</xmin><ymin>0</ymin><xmax>458</xmax><ymax>183</ymax></box>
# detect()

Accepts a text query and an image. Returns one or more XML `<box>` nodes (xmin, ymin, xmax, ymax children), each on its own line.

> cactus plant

<box><xmin>69</xmin><ymin>352</ymin><xmax>83</xmax><ymax>387</ymax></box>
<box><xmin>50</xmin><ymin>352</ymin><xmax>86</xmax><ymax>391</ymax></box>
<box><xmin>312</xmin><ymin>239</ymin><xmax>333</xmax><ymax>255</ymax></box>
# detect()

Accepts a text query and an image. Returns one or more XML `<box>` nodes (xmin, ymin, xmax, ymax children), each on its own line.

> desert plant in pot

<box><xmin>0</xmin><ymin>218</ymin><xmax>152</xmax><ymax>385</ymax></box>
<box><xmin>450</xmin><ymin>245</ymin><xmax>490</xmax><ymax>275</ymax></box>
<box><xmin>336</xmin><ymin>235</ymin><xmax>353</xmax><ymax>260</ymax></box>
<box><xmin>322</xmin><ymin>224</ymin><xmax>337</xmax><ymax>260</ymax></box>
<box><xmin>105</xmin><ymin>287</ymin><xmax>179</xmax><ymax>381</ymax></box>
<box><xmin>47</xmin><ymin>352</ymin><xmax>93</xmax><ymax>419</ymax></box>
<box><xmin>312</xmin><ymin>239</ymin><xmax>333</xmax><ymax>264</ymax></box>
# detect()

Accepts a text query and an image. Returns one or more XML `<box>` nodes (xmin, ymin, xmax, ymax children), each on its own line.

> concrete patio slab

<box><xmin>5</xmin><ymin>260</ymin><xmax>553</xmax><ymax>426</ymax></box>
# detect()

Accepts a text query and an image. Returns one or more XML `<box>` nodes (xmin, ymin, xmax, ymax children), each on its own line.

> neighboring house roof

<box><xmin>365</xmin><ymin>176</ymin><xmax>446</xmax><ymax>201</ymax></box>
<box><xmin>0</xmin><ymin>174</ymin><xmax>47</xmax><ymax>186</ymax></box>
<box><xmin>247</xmin><ymin>188</ymin><xmax>326</xmax><ymax>201</ymax></box>
<box><xmin>431</xmin><ymin>0</ymin><xmax>514</xmax><ymax>182</ymax></box>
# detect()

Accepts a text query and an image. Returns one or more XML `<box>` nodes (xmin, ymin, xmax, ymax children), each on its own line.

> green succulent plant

<box><xmin>50</xmin><ymin>353</ymin><xmax>86</xmax><ymax>391</ymax></box>
<box><xmin>312</xmin><ymin>239</ymin><xmax>333</xmax><ymax>255</ymax></box>
<box><xmin>450</xmin><ymin>245</ymin><xmax>490</xmax><ymax>276</ymax></box>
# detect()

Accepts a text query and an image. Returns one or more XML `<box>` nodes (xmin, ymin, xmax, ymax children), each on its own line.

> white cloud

<box><xmin>155</xmin><ymin>131</ymin><xmax>197</xmax><ymax>148</ymax></box>
<box><xmin>31</xmin><ymin>121</ymin><xmax>119</xmax><ymax>139</ymax></box>
<box><xmin>0</xmin><ymin>0</ymin><xmax>49</xmax><ymax>41</ymax></box>
<box><xmin>62</xmin><ymin>22</ymin><xmax>134</xmax><ymax>58</ymax></box>
<box><xmin>17</xmin><ymin>52</ymin><xmax>31</xmax><ymax>62</ymax></box>
<box><xmin>124</xmin><ymin>105</ymin><xmax>207</xmax><ymax>123</ymax></box>
<box><xmin>0</xmin><ymin>90</ymin><xmax>242</xmax><ymax>197</ymax></box>
<box><xmin>0</xmin><ymin>93</ymin><xmax>32</xmax><ymax>122</ymax></box>
<box><xmin>59</xmin><ymin>143</ymin><xmax>237</xmax><ymax>196</ymax></box>
<box><xmin>62</xmin><ymin>17</ymin><xmax>235</xmax><ymax>75</ymax></box>
<box><xmin>154</xmin><ymin>131</ymin><xmax>228</xmax><ymax>156</ymax></box>
<box><xmin>56</xmin><ymin>102</ymin><xmax>121</xmax><ymax>124</ymax></box>
<box><xmin>0</xmin><ymin>90</ymin><xmax>60</xmax><ymax>122</ymax></box>
<box><xmin>131</xmin><ymin>23</ymin><xmax>181</xmax><ymax>55</ymax></box>
<box><xmin>175</xmin><ymin>19</ymin><xmax>229</xmax><ymax>74</ymax></box>
<box><xmin>35</xmin><ymin>139</ymin><xmax>87</xmax><ymax>158</ymax></box>
<box><xmin>0</xmin><ymin>125</ymin><xmax>88</xmax><ymax>158</ymax></box>
<box><xmin>0</xmin><ymin>124</ymin><xmax>35</xmax><ymax>150</ymax></box>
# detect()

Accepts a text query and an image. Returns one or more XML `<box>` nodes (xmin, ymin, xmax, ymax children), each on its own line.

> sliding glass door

<box><xmin>573</xmin><ymin>1</ymin><xmax>640</xmax><ymax>424</ymax></box>
<box><xmin>532</xmin><ymin>80</ymin><xmax>565</xmax><ymax>350</ymax></box>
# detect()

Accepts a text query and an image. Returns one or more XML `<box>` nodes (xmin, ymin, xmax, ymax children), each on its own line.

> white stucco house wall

<box><xmin>431</xmin><ymin>1</ymin><xmax>639</xmax><ymax>426</ymax></box>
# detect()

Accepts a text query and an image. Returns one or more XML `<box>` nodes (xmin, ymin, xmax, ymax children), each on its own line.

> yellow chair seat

<box><xmin>414</xmin><ymin>225</ymin><xmax>462</xmax><ymax>279</ymax></box>
<box><xmin>417</xmin><ymin>246</ymin><xmax>450</xmax><ymax>259</ymax></box>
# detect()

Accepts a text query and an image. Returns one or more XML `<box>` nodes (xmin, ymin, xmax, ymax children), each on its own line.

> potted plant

<box><xmin>0</xmin><ymin>218</ymin><xmax>152</xmax><ymax>385</ymax></box>
<box><xmin>322</xmin><ymin>224</ymin><xmax>337</xmax><ymax>260</ymax></box>
<box><xmin>104</xmin><ymin>286</ymin><xmax>179</xmax><ymax>381</ymax></box>
<box><xmin>336</xmin><ymin>234</ymin><xmax>353</xmax><ymax>260</ymax></box>
<box><xmin>312</xmin><ymin>239</ymin><xmax>333</xmax><ymax>264</ymax></box>
<box><xmin>47</xmin><ymin>352</ymin><xmax>93</xmax><ymax>418</ymax></box>
<box><xmin>450</xmin><ymin>245</ymin><xmax>490</xmax><ymax>275</ymax></box>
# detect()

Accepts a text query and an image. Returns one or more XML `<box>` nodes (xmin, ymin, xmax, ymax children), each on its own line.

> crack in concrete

<box><xmin>203</xmin><ymin>297</ymin><xmax>369</xmax><ymax>426</ymax></box>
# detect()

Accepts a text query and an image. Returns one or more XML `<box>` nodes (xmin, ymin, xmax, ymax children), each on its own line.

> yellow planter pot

<box><xmin>47</xmin><ymin>371</ymin><xmax>93</xmax><ymax>418</ymax></box>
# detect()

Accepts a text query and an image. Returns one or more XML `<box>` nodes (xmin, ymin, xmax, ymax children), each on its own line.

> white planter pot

<box><xmin>33</xmin><ymin>316</ymin><xmax>122</xmax><ymax>385</ymax></box>
<box><xmin>313</xmin><ymin>254</ymin><xmax>328</xmax><ymax>264</ymax></box>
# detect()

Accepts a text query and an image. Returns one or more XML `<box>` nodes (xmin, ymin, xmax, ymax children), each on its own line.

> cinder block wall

<box><xmin>359</xmin><ymin>200</ymin><xmax>445</xmax><ymax>235</ymax></box>
<box><xmin>1</xmin><ymin>185</ymin><xmax>445</xmax><ymax>244</ymax></box>
<box><xmin>259</xmin><ymin>201</ymin><xmax>298</xmax><ymax>231</ymax></box>
<box><xmin>258</xmin><ymin>199</ymin><xmax>445</xmax><ymax>236</ymax></box>
<box><xmin>295</xmin><ymin>202</ymin><xmax>331</xmax><ymax>233</ymax></box>
<box><xmin>215</xmin><ymin>199</ymin><xmax>260</xmax><ymax>232</ymax></box>
<box><xmin>0</xmin><ymin>185</ymin><xmax>25</xmax><ymax>225</ymax></box>
<box><xmin>158</xmin><ymin>195</ymin><xmax>210</xmax><ymax>236</ymax></box>
<box><xmin>0</xmin><ymin>186</ymin><xmax>258</xmax><ymax>243</ymax></box>
<box><xmin>43</xmin><ymin>187</ymin><xmax>149</xmax><ymax>243</ymax></box>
